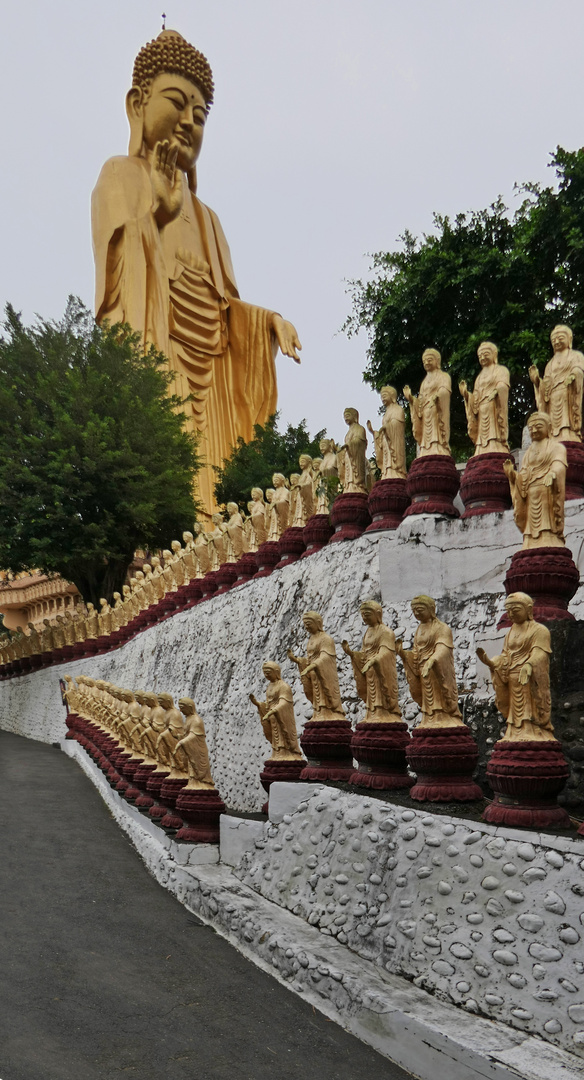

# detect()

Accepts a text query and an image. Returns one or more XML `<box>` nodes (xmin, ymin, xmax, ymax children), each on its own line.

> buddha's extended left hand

<box><xmin>271</xmin><ymin>315</ymin><xmax>302</xmax><ymax>363</ymax></box>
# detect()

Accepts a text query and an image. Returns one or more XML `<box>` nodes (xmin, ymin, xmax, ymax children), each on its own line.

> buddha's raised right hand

<box><xmin>151</xmin><ymin>139</ymin><xmax>183</xmax><ymax>227</ymax></box>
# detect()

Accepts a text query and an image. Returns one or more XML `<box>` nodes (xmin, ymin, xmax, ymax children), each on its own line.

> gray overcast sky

<box><xmin>1</xmin><ymin>0</ymin><xmax>583</xmax><ymax>447</ymax></box>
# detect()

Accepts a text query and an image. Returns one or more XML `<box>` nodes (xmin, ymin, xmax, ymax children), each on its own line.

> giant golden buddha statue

<box><xmin>92</xmin><ymin>29</ymin><xmax>301</xmax><ymax>512</ymax></box>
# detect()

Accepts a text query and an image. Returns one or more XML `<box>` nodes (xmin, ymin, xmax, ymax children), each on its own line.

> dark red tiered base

<box><xmin>329</xmin><ymin>492</ymin><xmax>371</xmax><ymax>543</ymax></box>
<box><xmin>300</xmin><ymin>719</ymin><xmax>354</xmax><ymax>780</ymax></box>
<box><xmin>200</xmin><ymin>571</ymin><xmax>219</xmax><ymax>600</ymax></box>
<box><xmin>235</xmin><ymin>552</ymin><xmax>257</xmax><ymax>584</ymax></box>
<box><xmin>365</xmin><ymin>478</ymin><xmax>409</xmax><ymax>532</ymax></box>
<box><xmin>460</xmin><ymin>452</ymin><xmax>513</xmax><ymax>518</ymax></box>
<box><xmin>175</xmin><ymin>787</ymin><xmax>226</xmax><ymax>843</ymax></box>
<box><xmin>406</xmin><ymin>725</ymin><xmax>483</xmax><ymax>801</ymax></box>
<box><xmin>404</xmin><ymin>455</ymin><xmax>460</xmax><ymax>518</ymax></box>
<box><xmin>564</xmin><ymin>440</ymin><xmax>584</xmax><ymax>500</ymax></box>
<box><xmin>302</xmin><ymin>514</ymin><xmax>333</xmax><ymax>557</ymax></box>
<box><xmin>500</xmin><ymin>546</ymin><xmax>580</xmax><ymax>626</ymax></box>
<box><xmin>484</xmin><ymin>739</ymin><xmax>570</xmax><ymax>829</ymax></box>
<box><xmin>254</xmin><ymin>541</ymin><xmax>281</xmax><ymax>578</ymax></box>
<box><xmin>350</xmin><ymin>721</ymin><xmax>413</xmax><ymax>790</ymax></box>
<box><xmin>259</xmin><ymin>757</ymin><xmax>306</xmax><ymax>813</ymax></box>
<box><xmin>214</xmin><ymin>563</ymin><xmax>238</xmax><ymax>596</ymax></box>
<box><xmin>182</xmin><ymin>579</ymin><xmax>203</xmax><ymax>608</ymax></box>
<box><xmin>275</xmin><ymin>527</ymin><xmax>306</xmax><ymax>568</ymax></box>
<box><xmin>158</xmin><ymin>776</ymin><xmax>189</xmax><ymax>829</ymax></box>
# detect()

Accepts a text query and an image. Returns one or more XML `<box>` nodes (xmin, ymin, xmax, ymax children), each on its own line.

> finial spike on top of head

<box><xmin>161</xmin><ymin>12</ymin><xmax>166</xmax><ymax>30</ymax></box>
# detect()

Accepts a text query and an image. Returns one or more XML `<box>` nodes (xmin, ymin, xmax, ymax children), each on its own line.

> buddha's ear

<box><xmin>126</xmin><ymin>87</ymin><xmax>145</xmax><ymax>156</ymax></box>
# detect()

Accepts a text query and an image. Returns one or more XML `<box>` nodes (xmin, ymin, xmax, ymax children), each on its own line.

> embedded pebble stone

<box><xmin>422</xmin><ymin>935</ymin><xmax>440</xmax><ymax>949</ymax></box>
<box><xmin>417</xmin><ymin>867</ymin><xmax>433</xmax><ymax>879</ymax></box>
<box><xmin>534</xmin><ymin>988</ymin><xmax>559</xmax><ymax>1001</ymax></box>
<box><xmin>425</xmin><ymin>837</ymin><xmax>441</xmax><ymax>848</ymax></box>
<box><xmin>493</xmin><ymin>949</ymin><xmax>517</xmax><ymax>966</ymax></box>
<box><xmin>352</xmin><ymin>840</ymin><xmax>362</xmax><ymax>852</ymax></box>
<box><xmin>403</xmin><ymin>827</ymin><xmax>417</xmax><ymax>841</ymax></box>
<box><xmin>545</xmin><ymin>1020</ymin><xmax>563</xmax><ymax>1034</ymax></box>
<box><xmin>463</xmin><ymin>831</ymin><xmax>482</xmax><ymax>845</ymax></box>
<box><xmin>456</xmin><ymin>981</ymin><xmax>471</xmax><ymax>992</ymax></box>
<box><xmin>469</xmin><ymin>855</ymin><xmax>484</xmax><ymax>868</ymax></box>
<box><xmin>450</xmin><ymin>943</ymin><xmax>473</xmax><ymax>959</ymax></box>
<box><xmin>367</xmin><ymin>832</ymin><xmax>379</xmax><ymax>843</ymax></box>
<box><xmin>532</xmin><ymin>964</ymin><xmax>546</xmax><ymax>981</ymax></box>
<box><xmin>517</xmin><ymin>844</ymin><xmax>536</xmax><ymax>862</ymax></box>
<box><xmin>529</xmin><ymin>943</ymin><xmax>563</xmax><ymax>962</ymax></box>
<box><xmin>574</xmin><ymin>1032</ymin><xmax>584</xmax><ymax>1046</ymax></box>
<box><xmin>396</xmin><ymin>876</ymin><xmax>407</xmax><ymax>887</ymax></box>
<box><xmin>452</xmin><ymin>866</ymin><xmax>469</xmax><ymax>883</ymax></box>
<box><xmin>335</xmin><ymin>874</ymin><xmax>349</xmax><ymax>884</ymax></box>
<box><xmin>493</xmin><ymin>929</ymin><xmax>515</xmax><ymax>944</ymax></box>
<box><xmin>384</xmin><ymin>935</ymin><xmax>396</xmax><ymax>948</ymax></box>
<box><xmin>569</xmin><ymin>1005</ymin><xmax>584</xmax><ymax>1024</ymax></box>
<box><xmin>421</xmin><ymin>817</ymin><xmax>434</xmax><ymax>826</ymax></box>
<box><xmin>306</xmin><ymin>855</ymin><xmax>318</xmax><ymax>869</ymax></box>
<box><xmin>474</xmin><ymin>965</ymin><xmax>490</xmax><ymax>977</ymax></box>
<box><xmin>518</xmin><ymin>913</ymin><xmax>544</xmax><ymax>933</ymax></box>
<box><xmin>467</xmin><ymin>913</ymin><xmax>484</xmax><ymax>925</ymax></box>
<box><xmin>560</xmin><ymin>980</ymin><xmax>579</xmax><ymax>993</ymax></box>
<box><xmin>511</xmin><ymin>1007</ymin><xmax>533</xmax><ymax>1020</ymax></box>
<box><xmin>379</xmin><ymin>817</ymin><xmax>397</xmax><ymax>831</ymax></box>
<box><xmin>397</xmin><ymin>920</ymin><xmax>416</xmax><ymax>938</ymax></box>
<box><xmin>438</xmin><ymin>881</ymin><xmax>452</xmax><ymax>895</ymax></box>
<box><xmin>441</xmin><ymin>824</ymin><xmax>455</xmax><ymax>836</ymax></box>
<box><xmin>507</xmin><ymin>973</ymin><xmax>527</xmax><ymax>988</ymax></box>
<box><xmin>369</xmin><ymin>873</ymin><xmax>382</xmax><ymax>885</ymax></box>
<box><xmin>545</xmin><ymin>851</ymin><xmax>564</xmax><ymax>869</ymax></box>
<box><xmin>502</xmin><ymin>863</ymin><xmax>517</xmax><ymax>876</ymax></box>
<box><xmin>481</xmin><ymin>876</ymin><xmax>500</xmax><ymax>891</ymax></box>
<box><xmin>462</xmin><ymin>891</ymin><xmax>477</xmax><ymax>904</ymax></box>
<box><xmin>406</xmin><ymin>851</ymin><xmax>419</xmax><ymax>861</ymax></box>
<box><xmin>432</xmin><ymin>959</ymin><xmax>455</xmax><ymax>976</ymax></box>
<box><xmin>485</xmin><ymin>993</ymin><xmax>504</xmax><ymax>1006</ymax></box>
<box><xmin>504</xmin><ymin>890</ymin><xmax>525</xmax><ymax>904</ymax></box>
<box><xmin>486</xmin><ymin>838</ymin><xmax>505</xmax><ymax>859</ymax></box>
<box><xmin>560</xmin><ymin>927</ymin><xmax>580</xmax><ymax>945</ymax></box>
<box><xmin>470</xmin><ymin>931</ymin><xmax>483</xmax><ymax>942</ymax></box>
<box><xmin>522</xmin><ymin>866</ymin><xmax>546</xmax><ymax>882</ymax></box>
<box><xmin>544</xmin><ymin>891</ymin><xmax>566</xmax><ymax>915</ymax></box>
<box><xmin>401</xmin><ymin>811</ymin><xmax>416</xmax><ymax>821</ymax></box>
<box><xmin>446</xmin><ymin>845</ymin><xmax>459</xmax><ymax>857</ymax></box>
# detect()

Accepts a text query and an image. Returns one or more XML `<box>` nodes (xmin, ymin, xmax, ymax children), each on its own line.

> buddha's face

<box><xmin>273</xmin><ymin>474</ymin><xmax>285</xmax><ymax>488</ymax></box>
<box><xmin>551</xmin><ymin>326</ymin><xmax>571</xmax><ymax>352</ymax></box>
<box><xmin>227</xmin><ymin>502</ymin><xmax>238</xmax><ymax>515</ymax></box>
<box><xmin>478</xmin><ymin>343</ymin><xmax>496</xmax><ymax>367</ymax></box>
<box><xmin>137</xmin><ymin>74</ymin><xmax>207</xmax><ymax>173</ymax></box>
<box><xmin>263</xmin><ymin>663</ymin><xmax>279</xmax><ymax>682</ymax></box>
<box><xmin>299</xmin><ymin>455</ymin><xmax>312</xmax><ymax>471</ymax></box>
<box><xmin>290</xmin><ymin>474</ymin><xmax>300</xmax><ymax>486</ymax></box>
<box><xmin>302</xmin><ymin>614</ymin><xmax>320</xmax><ymax>634</ymax></box>
<box><xmin>422</xmin><ymin>351</ymin><xmax>440</xmax><ymax>372</ymax></box>
<box><xmin>360</xmin><ymin>606</ymin><xmax>380</xmax><ymax>627</ymax></box>
<box><xmin>172</xmin><ymin>541</ymin><xmax>181</xmax><ymax>553</ymax></box>
<box><xmin>380</xmin><ymin>387</ymin><xmax>395</xmax><ymax>405</ymax></box>
<box><xmin>344</xmin><ymin>409</ymin><xmax>358</xmax><ymax>425</ymax></box>
<box><xmin>505</xmin><ymin>599</ymin><xmax>528</xmax><ymax>625</ymax></box>
<box><xmin>528</xmin><ymin>416</ymin><xmax>549</xmax><ymax>442</ymax></box>
<box><xmin>411</xmin><ymin>600</ymin><xmax>432</xmax><ymax>623</ymax></box>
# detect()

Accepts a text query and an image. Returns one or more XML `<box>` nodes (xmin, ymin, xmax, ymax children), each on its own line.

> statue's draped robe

<box><xmin>401</xmin><ymin>617</ymin><xmax>462</xmax><ymax>727</ymax></box>
<box><xmin>377</xmin><ymin>404</ymin><xmax>406</xmax><ymax>479</ymax></box>
<box><xmin>293</xmin><ymin>469</ymin><xmax>314</xmax><ymax>526</ymax></box>
<box><xmin>92</xmin><ymin>157</ymin><xmax>278</xmax><ymax>512</ymax></box>
<box><xmin>340</xmin><ymin>423</ymin><xmax>368</xmax><ymax>492</ymax></box>
<box><xmin>491</xmin><ymin>621</ymin><xmax>553</xmax><ymax>740</ymax></box>
<box><xmin>411</xmin><ymin>371</ymin><xmax>451</xmax><ymax>456</ymax></box>
<box><xmin>258</xmin><ymin>679</ymin><xmax>302</xmax><ymax>759</ymax></box>
<box><xmin>298</xmin><ymin>630</ymin><xmax>345</xmax><ymax>721</ymax></box>
<box><xmin>512</xmin><ymin>437</ymin><xmax>567</xmax><ymax>548</ymax></box>
<box><xmin>181</xmin><ymin>713</ymin><xmax>214</xmax><ymax>787</ymax></box>
<box><xmin>467</xmin><ymin>364</ymin><xmax>510</xmax><ymax>454</ymax></box>
<box><xmin>350</xmin><ymin>622</ymin><xmax>402</xmax><ymax>722</ymax></box>
<box><xmin>540</xmin><ymin>350</ymin><xmax>584</xmax><ymax>441</ymax></box>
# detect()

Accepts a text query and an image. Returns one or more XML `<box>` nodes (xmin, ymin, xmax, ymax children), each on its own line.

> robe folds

<box><xmin>490</xmin><ymin>620</ymin><xmax>553</xmax><ymax>739</ymax></box>
<box><xmin>540</xmin><ymin>350</ymin><xmax>584</xmax><ymax>441</ymax></box>
<box><xmin>298</xmin><ymin>630</ymin><xmax>345</xmax><ymax>721</ymax></box>
<box><xmin>92</xmin><ymin>156</ymin><xmax>278</xmax><ymax>512</ymax></box>
<box><xmin>350</xmin><ymin>622</ymin><xmax>401</xmax><ymax>722</ymax></box>
<box><xmin>401</xmin><ymin>616</ymin><xmax>463</xmax><ymax>728</ymax></box>
<box><xmin>411</xmin><ymin>370</ymin><xmax>451</xmax><ymax>456</ymax></box>
<box><xmin>511</xmin><ymin>437</ymin><xmax>567</xmax><ymax>547</ymax></box>
<box><xmin>258</xmin><ymin>679</ymin><xmax>302</xmax><ymax>759</ymax></box>
<box><xmin>466</xmin><ymin>364</ymin><xmax>510</xmax><ymax>454</ymax></box>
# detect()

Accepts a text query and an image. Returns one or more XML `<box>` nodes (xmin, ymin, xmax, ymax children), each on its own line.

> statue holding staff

<box><xmin>396</xmin><ymin>595</ymin><xmax>463</xmax><ymax>728</ymax></box>
<box><xmin>287</xmin><ymin>611</ymin><xmax>346</xmax><ymax>722</ymax></box>
<box><xmin>342</xmin><ymin>600</ymin><xmax>402</xmax><ymax>723</ymax></box>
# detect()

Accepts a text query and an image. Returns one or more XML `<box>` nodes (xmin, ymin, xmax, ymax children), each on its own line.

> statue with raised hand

<box><xmin>396</xmin><ymin>595</ymin><xmax>463</xmax><ymax>728</ymax></box>
<box><xmin>459</xmin><ymin>342</ymin><xmax>510</xmax><ymax>455</ymax></box>
<box><xmin>529</xmin><ymin>325</ymin><xmax>584</xmax><ymax>441</ymax></box>
<box><xmin>287</xmin><ymin>611</ymin><xmax>346</xmax><ymax>722</ymax></box>
<box><xmin>504</xmin><ymin>412</ymin><xmax>567</xmax><ymax>549</ymax></box>
<box><xmin>404</xmin><ymin>349</ymin><xmax>452</xmax><ymax>457</ymax></box>
<box><xmin>342</xmin><ymin>600</ymin><xmax>401</xmax><ymax>722</ymax></box>
<box><xmin>367</xmin><ymin>386</ymin><xmax>406</xmax><ymax>479</ymax></box>
<box><xmin>250</xmin><ymin>662</ymin><xmax>303</xmax><ymax>760</ymax></box>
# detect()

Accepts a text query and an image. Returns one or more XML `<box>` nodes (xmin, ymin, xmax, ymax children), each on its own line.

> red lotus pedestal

<box><xmin>235</xmin><ymin>553</ymin><xmax>257</xmax><ymax>584</ymax></box>
<box><xmin>29</xmin><ymin>654</ymin><xmax>44</xmax><ymax>671</ymax></box>
<box><xmin>404</xmin><ymin>455</ymin><xmax>460</xmax><ymax>518</ymax></box>
<box><xmin>484</xmin><ymin>739</ymin><xmax>570</xmax><ymax>828</ymax></box>
<box><xmin>175</xmin><ymin>787</ymin><xmax>226</xmax><ymax>843</ymax></box>
<box><xmin>365</xmin><ymin>478</ymin><xmax>410</xmax><ymax>532</ymax></box>
<box><xmin>200</xmin><ymin>571</ymin><xmax>219</xmax><ymax>600</ymax></box>
<box><xmin>145</xmin><ymin>769</ymin><xmax>170</xmax><ymax>816</ymax></box>
<box><xmin>302</xmin><ymin>514</ymin><xmax>333</xmax><ymax>557</ymax></box>
<box><xmin>300</xmin><ymin>719</ymin><xmax>354</xmax><ymax>781</ymax></box>
<box><xmin>214</xmin><ymin>563</ymin><xmax>238</xmax><ymax>596</ymax></box>
<box><xmin>182</xmin><ymin>579</ymin><xmax>203</xmax><ymax>607</ymax></box>
<box><xmin>254</xmin><ymin>541</ymin><xmax>281</xmax><ymax>578</ymax></box>
<box><xmin>259</xmin><ymin>757</ymin><xmax>306</xmax><ymax>813</ymax></box>
<box><xmin>350</xmin><ymin>721</ymin><xmax>414</xmax><ymax>790</ymax></box>
<box><xmin>329</xmin><ymin>492</ymin><xmax>371</xmax><ymax>543</ymax></box>
<box><xmin>158</xmin><ymin>776</ymin><xmax>189</xmax><ymax>829</ymax></box>
<box><xmin>406</xmin><ymin>725</ymin><xmax>483</xmax><ymax>801</ymax></box>
<box><xmin>460</xmin><ymin>452</ymin><xmax>513</xmax><ymax>518</ymax></box>
<box><xmin>133</xmin><ymin>763</ymin><xmax>159</xmax><ymax>808</ymax></box>
<box><xmin>564</xmin><ymin>441</ymin><xmax>584</xmax><ymax>500</ymax></box>
<box><xmin>500</xmin><ymin>546</ymin><xmax>580</xmax><ymax>626</ymax></box>
<box><xmin>275</xmin><ymin>527</ymin><xmax>306</xmax><ymax>568</ymax></box>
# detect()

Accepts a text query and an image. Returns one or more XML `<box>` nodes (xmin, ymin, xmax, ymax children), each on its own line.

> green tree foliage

<box><xmin>0</xmin><ymin>299</ymin><xmax>201</xmax><ymax>605</ymax></box>
<box><xmin>214</xmin><ymin>413</ymin><xmax>326</xmax><ymax>510</ymax></box>
<box><xmin>344</xmin><ymin>147</ymin><xmax>584</xmax><ymax>457</ymax></box>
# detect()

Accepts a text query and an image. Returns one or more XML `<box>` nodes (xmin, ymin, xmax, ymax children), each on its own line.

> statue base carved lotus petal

<box><xmin>365</xmin><ymin>478</ymin><xmax>410</xmax><ymax>532</ymax></box>
<box><xmin>459</xmin><ymin>452</ymin><xmax>513</xmax><ymax>518</ymax></box>
<box><xmin>259</xmin><ymin>757</ymin><xmax>307</xmax><ymax>813</ymax></box>
<box><xmin>157</xmin><ymin>776</ymin><xmax>189</xmax><ymax>829</ymax></box>
<box><xmin>329</xmin><ymin>492</ymin><xmax>371</xmax><ymax>543</ymax></box>
<box><xmin>275</xmin><ymin>527</ymin><xmax>306</xmax><ymax>568</ymax></box>
<box><xmin>145</xmin><ymin>769</ymin><xmax>170</xmax><ymax>810</ymax></box>
<box><xmin>301</xmin><ymin>514</ymin><xmax>334</xmax><ymax>557</ymax></box>
<box><xmin>563</xmin><ymin>440</ymin><xmax>584</xmax><ymax>500</ymax></box>
<box><xmin>132</xmin><ymin>763</ymin><xmax>159</xmax><ymax>806</ymax></box>
<box><xmin>404</xmin><ymin>454</ymin><xmax>460</xmax><ymax>518</ymax></box>
<box><xmin>65</xmin><ymin>712</ymin><xmax>80</xmax><ymax>740</ymax></box>
<box><xmin>234</xmin><ymin>552</ymin><xmax>258</xmax><ymax>584</ymax></box>
<box><xmin>214</xmin><ymin>563</ymin><xmax>238</xmax><ymax>596</ymax></box>
<box><xmin>182</xmin><ymin>579</ymin><xmax>203</xmax><ymax>607</ymax></box>
<box><xmin>406</xmin><ymin>726</ymin><xmax>483</xmax><ymax>802</ymax></box>
<box><xmin>200</xmin><ymin>570</ymin><xmax>219</xmax><ymax>600</ymax></box>
<box><xmin>254</xmin><ymin>541</ymin><xmax>282</xmax><ymax>578</ymax></box>
<box><xmin>500</xmin><ymin>547</ymin><xmax>580</xmax><ymax>626</ymax></box>
<box><xmin>350</xmin><ymin>721</ymin><xmax>414</xmax><ymax>790</ymax></box>
<box><xmin>300</xmin><ymin>719</ymin><xmax>354</xmax><ymax>781</ymax></box>
<box><xmin>174</xmin><ymin>787</ymin><xmax>226</xmax><ymax>844</ymax></box>
<box><xmin>484</xmin><ymin>739</ymin><xmax>570</xmax><ymax>829</ymax></box>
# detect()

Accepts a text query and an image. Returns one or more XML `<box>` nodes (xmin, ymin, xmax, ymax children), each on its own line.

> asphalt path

<box><xmin>0</xmin><ymin>731</ymin><xmax>413</xmax><ymax>1080</ymax></box>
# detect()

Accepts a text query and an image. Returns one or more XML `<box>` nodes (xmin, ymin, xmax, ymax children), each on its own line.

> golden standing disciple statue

<box><xmin>287</xmin><ymin>612</ymin><xmax>346</xmax><ymax>722</ymax></box>
<box><xmin>267</xmin><ymin>474</ymin><xmax>290</xmax><ymax>540</ymax></box>
<box><xmin>175</xmin><ymin>698</ymin><xmax>214</xmax><ymax>788</ymax></box>
<box><xmin>530</xmin><ymin>325</ymin><xmax>584</xmax><ymax>441</ymax></box>
<box><xmin>459</xmin><ymin>342</ymin><xmax>510</xmax><ymax>455</ymax></box>
<box><xmin>249</xmin><ymin>488</ymin><xmax>268</xmax><ymax>549</ymax></box>
<box><xmin>342</xmin><ymin>600</ymin><xmax>402</xmax><ymax>723</ymax></box>
<box><xmin>404</xmin><ymin>349</ymin><xmax>452</xmax><ymax>456</ymax></box>
<box><xmin>92</xmin><ymin>29</ymin><xmax>301</xmax><ymax>513</ymax></box>
<box><xmin>338</xmin><ymin>408</ymin><xmax>368</xmax><ymax>493</ymax></box>
<box><xmin>250</xmin><ymin>662</ymin><xmax>304</xmax><ymax>761</ymax></box>
<box><xmin>477</xmin><ymin>593</ymin><xmax>554</xmax><ymax>741</ymax></box>
<box><xmin>367</xmin><ymin>387</ymin><xmax>407</xmax><ymax>479</ymax></box>
<box><xmin>225</xmin><ymin>503</ymin><xmax>244</xmax><ymax>561</ymax></box>
<box><xmin>504</xmin><ymin>412</ymin><xmax>567</xmax><ymax>549</ymax></box>
<box><xmin>292</xmin><ymin>456</ymin><xmax>314</xmax><ymax>527</ymax></box>
<box><xmin>396</xmin><ymin>595</ymin><xmax>463</xmax><ymax>728</ymax></box>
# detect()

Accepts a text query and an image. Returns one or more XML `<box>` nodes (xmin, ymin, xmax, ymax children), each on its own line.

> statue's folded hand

<box><xmin>271</xmin><ymin>315</ymin><xmax>302</xmax><ymax>363</ymax></box>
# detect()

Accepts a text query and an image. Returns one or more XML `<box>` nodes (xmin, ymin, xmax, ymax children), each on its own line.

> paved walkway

<box><xmin>0</xmin><ymin>731</ymin><xmax>413</xmax><ymax>1080</ymax></box>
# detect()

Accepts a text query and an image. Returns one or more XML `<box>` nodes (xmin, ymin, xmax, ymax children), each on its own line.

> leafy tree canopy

<box><xmin>214</xmin><ymin>413</ymin><xmax>326</xmax><ymax>510</ymax></box>
<box><xmin>0</xmin><ymin>299</ymin><xmax>201</xmax><ymax>605</ymax></box>
<box><xmin>344</xmin><ymin>146</ymin><xmax>584</xmax><ymax>457</ymax></box>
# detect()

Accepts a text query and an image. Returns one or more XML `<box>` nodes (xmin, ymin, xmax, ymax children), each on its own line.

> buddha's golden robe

<box><xmin>512</xmin><ymin>437</ymin><xmax>567</xmax><ymax>548</ymax></box>
<box><xmin>490</xmin><ymin>620</ymin><xmax>554</xmax><ymax>741</ymax></box>
<box><xmin>466</xmin><ymin>364</ymin><xmax>510</xmax><ymax>454</ymax></box>
<box><xmin>259</xmin><ymin>679</ymin><xmax>302</xmax><ymax>760</ymax></box>
<box><xmin>540</xmin><ymin>349</ymin><xmax>584</xmax><ymax>441</ymax></box>
<box><xmin>92</xmin><ymin>157</ymin><xmax>278</xmax><ymax>511</ymax></box>
<box><xmin>349</xmin><ymin>622</ymin><xmax>401</xmax><ymax>722</ymax></box>
<box><xmin>411</xmin><ymin>370</ymin><xmax>452</xmax><ymax>456</ymax></box>
<box><xmin>401</xmin><ymin>617</ymin><xmax>463</xmax><ymax>727</ymax></box>
<box><xmin>298</xmin><ymin>630</ymin><xmax>345</xmax><ymax>721</ymax></box>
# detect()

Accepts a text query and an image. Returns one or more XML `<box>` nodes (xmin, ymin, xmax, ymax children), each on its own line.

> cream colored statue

<box><xmin>98</xmin><ymin>598</ymin><xmax>112</xmax><ymax>636</ymax></box>
<box><xmin>225</xmin><ymin>502</ymin><xmax>244</xmax><ymax>560</ymax></box>
<box><xmin>250</xmin><ymin>662</ymin><xmax>303</xmax><ymax>760</ymax></box>
<box><xmin>112</xmin><ymin>591</ymin><xmax>125</xmax><ymax>629</ymax></box>
<box><xmin>287</xmin><ymin>474</ymin><xmax>301</xmax><ymax>523</ymax></box>
<box><xmin>170</xmin><ymin>540</ymin><xmax>186</xmax><ymax>587</ymax></box>
<box><xmin>92</xmin><ymin>28</ymin><xmax>301</xmax><ymax>514</ymax></box>
<box><xmin>141</xmin><ymin>563</ymin><xmax>157</xmax><ymax>606</ymax></box>
<box><xmin>504</xmin><ymin>412</ymin><xmax>567</xmax><ymax>549</ymax></box>
<box><xmin>338</xmin><ymin>408</ymin><xmax>368</xmax><ymax>493</ymax></box>
<box><xmin>459</xmin><ymin>342</ymin><xmax>510</xmax><ymax>455</ymax></box>
<box><xmin>477</xmin><ymin>592</ymin><xmax>554</xmax><ymax>742</ymax></box>
<box><xmin>181</xmin><ymin>531</ymin><xmax>197</xmax><ymax>581</ymax></box>
<box><xmin>342</xmin><ymin>600</ymin><xmax>402</xmax><ymax>722</ymax></box>
<box><xmin>161</xmin><ymin>550</ymin><xmax>179</xmax><ymax>593</ymax></box>
<box><xmin>267</xmin><ymin>474</ymin><xmax>290</xmax><ymax>540</ymax></box>
<box><xmin>287</xmin><ymin>611</ymin><xmax>346</xmax><ymax>722</ymax></box>
<box><xmin>155</xmin><ymin>693</ymin><xmax>188</xmax><ymax>773</ymax></box>
<box><xmin>530</xmin><ymin>325</ymin><xmax>584</xmax><ymax>441</ymax></box>
<box><xmin>367</xmin><ymin>387</ymin><xmax>407</xmax><ymax>479</ymax></box>
<box><xmin>292</xmin><ymin>456</ymin><xmax>314</xmax><ymax>527</ymax></box>
<box><xmin>404</xmin><ymin>349</ymin><xmax>452</xmax><ymax>456</ymax></box>
<box><xmin>150</xmin><ymin>556</ymin><xmax>167</xmax><ymax>600</ymax></box>
<box><xmin>193</xmin><ymin>522</ymin><xmax>211</xmax><ymax>575</ymax></box>
<box><xmin>208</xmin><ymin>513</ymin><xmax>228</xmax><ymax>569</ymax></box>
<box><xmin>396</xmin><ymin>595</ymin><xmax>463</xmax><ymax>728</ymax></box>
<box><xmin>175</xmin><ymin>698</ymin><xmax>214</xmax><ymax>787</ymax></box>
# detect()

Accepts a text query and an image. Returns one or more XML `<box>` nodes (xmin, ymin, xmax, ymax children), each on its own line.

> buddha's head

<box><xmin>477</xmin><ymin>341</ymin><xmax>498</xmax><ymax>367</ymax></box>
<box><xmin>251</xmin><ymin>487</ymin><xmax>264</xmax><ymax>503</ymax></box>
<box><xmin>127</xmin><ymin>30</ymin><xmax>214</xmax><ymax>180</ymax></box>
<box><xmin>265</xmin><ymin>488</ymin><xmax>275</xmax><ymax>504</ymax></box>
<box><xmin>551</xmin><ymin>324</ymin><xmax>573</xmax><ymax>353</ymax></box>
<box><xmin>380</xmin><ymin>385</ymin><xmax>397</xmax><ymax>405</ymax></box>
<box><xmin>179</xmin><ymin>696</ymin><xmax>196</xmax><ymax>717</ymax></box>
<box><xmin>299</xmin><ymin>454</ymin><xmax>312</xmax><ymax>471</ymax></box>
<box><xmin>211</xmin><ymin>514</ymin><xmax>224</xmax><ymax>527</ymax></box>
<box><xmin>422</xmin><ymin>349</ymin><xmax>441</xmax><ymax>372</ymax></box>
<box><xmin>162</xmin><ymin>550</ymin><xmax>172</xmax><ymax>561</ymax></box>
<box><xmin>360</xmin><ymin>599</ymin><xmax>383</xmax><ymax>627</ymax></box>
<box><xmin>171</xmin><ymin>540</ymin><xmax>182</xmax><ymax>554</ymax></box>
<box><xmin>123</xmin><ymin>585</ymin><xmax>131</xmax><ymax>598</ymax></box>
<box><xmin>411</xmin><ymin>594</ymin><xmax>436</xmax><ymax>623</ymax></box>
<box><xmin>302</xmin><ymin>610</ymin><xmax>323</xmax><ymax>634</ymax></box>
<box><xmin>135</xmin><ymin>571</ymin><xmax>144</xmax><ymax>583</ymax></box>
<box><xmin>262</xmin><ymin>661</ymin><xmax>281</xmax><ymax>682</ymax></box>
<box><xmin>505</xmin><ymin>592</ymin><xmax>534</xmax><ymax>625</ymax></box>
<box><xmin>343</xmin><ymin>407</ymin><xmax>359</xmax><ymax>425</ymax></box>
<box><xmin>143</xmin><ymin>563</ymin><xmax>152</xmax><ymax>576</ymax></box>
<box><xmin>289</xmin><ymin>473</ymin><xmax>300</xmax><ymax>487</ymax></box>
<box><xmin>227</xmin><ymin>502</ymin><xmax>239</xmax><ymax>516</ymax></box>
<box><xmin>183</xmin><ymin>531</ymin><xmax>193</xmax><ymax>544</ymax></box>
<box><xmin>113</xmin><ymin>591</ymin><xmax>121</xmax><ymax>602</ymax></box>
<box><xmin>157</xmin><ymin>692</ymin><xmax>174</xmax><ymax>709</ymax></box>
<box><xmin>527</xmin><ymin>412</ymin><xmax>551</xmax><ymax>443</ymax></box>
<box><xmin>319</xmin><ymin>438</ymin><xmax>333</xmax><ymax>454</ymax></box>
<box><xmin>311</xmin><ymin>457</ymin><xmax>323</xmax><ymax>472</ymax></box>
<box><xmin>272</xmin><ymin>473</ymin><xmax>287</xmax><ymax>489</ymax></box>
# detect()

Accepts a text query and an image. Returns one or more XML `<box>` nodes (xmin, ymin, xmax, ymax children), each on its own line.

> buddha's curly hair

<box><xmin>132</xmin><ymin>30</ymin><xmax>214</xmax><ymax>109</ymax></box>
